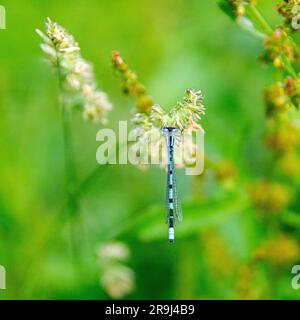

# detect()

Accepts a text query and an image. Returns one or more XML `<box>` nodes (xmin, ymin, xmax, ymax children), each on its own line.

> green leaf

<box><xmin>117</xmin><ymin>192</ymin><xmax>249</xmax><ymax>242</ymax></box>
<box><xmin>218</xmin><ymin>1</ymin><xmax>236</xmax><ymax>21</ymax></box>
<box><xmin>280</xmin><ymin>210</ymin><xmax>300</xmax><ymax>229</ymax></box>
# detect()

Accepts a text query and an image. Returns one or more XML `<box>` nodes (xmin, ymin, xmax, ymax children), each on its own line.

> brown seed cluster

<box><xmin>277</xmin><ymin>0</ymin><xmax>300</xmax><ymax>31</ymax></box>
<box><xmin>261</xmin><ymin>28</ymin><xmax>296</xmax><ymax>69</ymax></box>
<box><xmin>111</xmin><ymin>51</ymin><xmax>153</xmax><ymax>114</ymax></box>
<box><xmin>264</xmin><ymin>77</ymin><xmax>300</xmax><ymax>116</ymax></box>
<box><xmin>224</xmin><ymin>0</ymin><xmax>256</xmax><ymax>19</ymax></box>
<box><xmin>260</xmin><ymin>234</ymin><xmax>299</xmax><ymax>267</ymax></box>
<box><xmin>249</xmin><ymin>180</ymin><xmax>292</xmax><ymax>215</ymax></box>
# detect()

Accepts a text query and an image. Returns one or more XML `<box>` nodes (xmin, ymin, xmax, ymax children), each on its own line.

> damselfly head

<box><xmin>162</xmin><ymin>127</ymin><xmax>180</xmax><ymax>136</ymax></box>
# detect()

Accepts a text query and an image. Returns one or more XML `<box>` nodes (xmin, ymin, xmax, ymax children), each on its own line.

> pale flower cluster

<box><xmin>131</xmin><ymin>89</ymin><xmax>205</xmax><ymax>168</ymax></box>
<box><xmin>134</xmin><ymin>89</ymin><xmax>205</xmax><ymax>131</ymax></box>
<box><xmin>36</xmin><ymin>18</ymin><xmax>112</xmax><ymax>123</ymax></box>
<box><xmin>97</xmin><ymin>242</ymin><xmax>135</xmax><ymax>299</ymax></box>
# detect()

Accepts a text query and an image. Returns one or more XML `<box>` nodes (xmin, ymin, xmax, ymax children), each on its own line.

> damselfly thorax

<box><xmin>162</xmin><ymin>127</ymin><xmax>183</xmax><ymax>243</ymax></box>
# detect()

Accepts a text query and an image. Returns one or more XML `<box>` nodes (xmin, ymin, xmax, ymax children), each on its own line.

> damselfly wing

<box><xmin>163</xmin><ymin>127</ymin><xmax>183</xmax><ymax>243</ymax></box>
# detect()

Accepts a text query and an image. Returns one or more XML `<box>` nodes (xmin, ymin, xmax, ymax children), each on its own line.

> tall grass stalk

<box><xmin>36</xmin><ymin>18</ymin><xmax>113</xmax><ymax>272</ymax></box>
<box><xmin>56</xmin><ymin>58</ymin><xmax>80</xmax><ymax>269</ymax></box>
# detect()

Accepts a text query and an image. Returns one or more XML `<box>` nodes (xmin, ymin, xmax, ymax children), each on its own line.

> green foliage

<box><xmin>218</xmin><ymin>1</ymin><xmax>236</xmax><ymax>20</ymax></box>
<box><xmin>118</xmin><ymin>192</ymin><xmax>248</xmax><ymax>241</ymax></box>
<box><xmin>0</xmin><ymin>0</ymin><xmax>300</xmax><ymax>300</ymax></box>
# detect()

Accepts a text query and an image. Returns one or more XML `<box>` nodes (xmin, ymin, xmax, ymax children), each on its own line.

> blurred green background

<box><xmin>0</xmin><ymin>0</ymin><xmax>300</xmax><ymax>299</ymax></box>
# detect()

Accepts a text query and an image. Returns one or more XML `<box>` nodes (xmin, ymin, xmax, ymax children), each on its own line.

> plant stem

<box><xmin>61</xmin><ymin>105</ymin><xmax>81</xmax><ymax>267</ymax></box>
<box><xmin>62</xmin><ymin>110</ymin><xmax>77</xmax><ymax>194</ymax></box>
<box><xmin>247</xmin><ymin>4</ymin><xmax>299</xmax><ymax>78</ymax></box>
<box><xmin>281</xmin><ymin>54</ymin><xmax>298</xmax><ymax>79</ymax></box>
<box><xmin>55</xmin><ymin>54</ymin><xmax>77</xmax><ymax>194</ymax></box>
<box><xmin>56</xmin><ymin>52</ymin><xmax>80</xmax><ymax>270</ymax></box>
<box><xmin>247</xmin><ymin>4</ymin><xmax>273</xmax><ymax>36</ymax></box>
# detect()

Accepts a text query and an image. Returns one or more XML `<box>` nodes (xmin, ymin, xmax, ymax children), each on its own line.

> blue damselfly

<box><xmin>162</xmin><ymin>127</ymin><xmax>183</xmax><ymax>243</ymax></box>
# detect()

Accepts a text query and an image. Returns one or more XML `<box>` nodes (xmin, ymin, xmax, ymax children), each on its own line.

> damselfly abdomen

<box><xmin>162</xmin><ymin>127</ymin><xmax>183</xmax><ymax>243</ymax></box>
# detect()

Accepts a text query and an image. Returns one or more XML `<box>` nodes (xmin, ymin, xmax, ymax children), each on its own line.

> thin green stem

<box><xmin>62</xmin><ymin>110</ymin><xmax>77</xmax><ymax>193</ymax></box>
<box><xmin>55</xmin><ymin>51</ymin><xmax>81</xmax><ymax>270</ymax></box>
<box><xmin>55</xmin><ymin>54</ymin><xmax>77</xmax><ymax>193</ymax></box>
<box><xmin>247</xmin><ymin>4</ymin><xmax>273</xmax><ymax>36</ymax></box>
<box><xmin>56</xmin><ymin>56</ymin><xmax>78</xmax><ymax>213</ymax></box>
<box><xmin>247</xmin><ymin>4</ymin><xmax>299</xmax><ymax>78</ymax></box>
<box><xmin>281</xmin><ymin>54</ymin><xmax>298</xmax><ymax>79</ymax></box>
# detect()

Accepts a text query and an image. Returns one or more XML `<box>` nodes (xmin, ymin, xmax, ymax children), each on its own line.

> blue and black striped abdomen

<box><xmin>168</xmin><ymin>159</ymin><xmax>175</xmax><ymax>242</ymax></box>
<box><xmin>164</xmin><ymin>130</ymin><xmax>182</xmax><ymax>243</ymax></box>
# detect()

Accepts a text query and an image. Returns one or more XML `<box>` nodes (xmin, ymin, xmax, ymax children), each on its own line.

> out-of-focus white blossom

<box><xmin>36</xmin><ymin>18</ymin><xmax>112</xmax><ymax>123</ymax></box>
<box><xmin>101</xmin><ymin>265</ymin><xmax>135</xmax><ymax>299</ymax></box>
<box><xmin>98</xmin><ymin>242</ymin><xmax>130</xmax><ymax>261</ymax></box>
<box><xmin>97</xmin><ymin>242</ymin><xmax>135</xmax><ymax>299</ymax></box>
